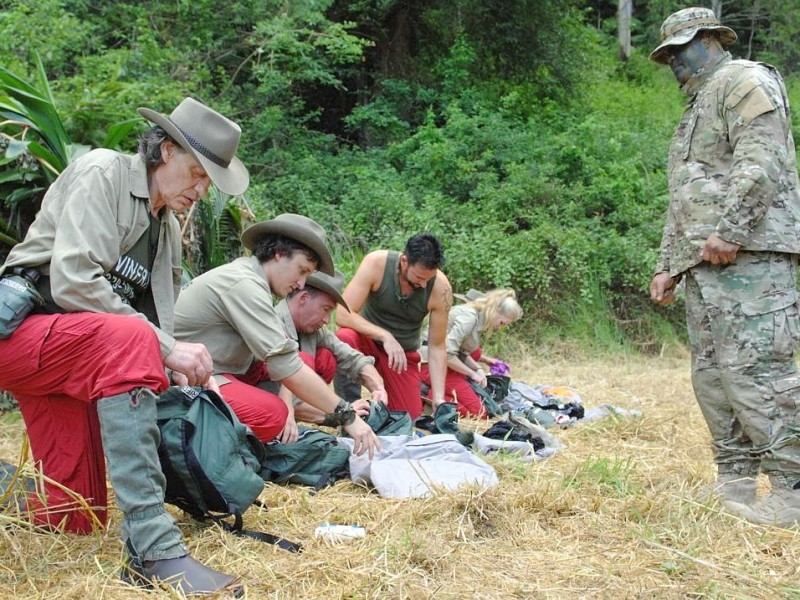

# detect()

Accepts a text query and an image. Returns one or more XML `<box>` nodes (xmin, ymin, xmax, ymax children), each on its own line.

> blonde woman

<box><xmin>421</xmin><ymin>289</ymin><xmax>522</xmax><ymax>417</ymax></box>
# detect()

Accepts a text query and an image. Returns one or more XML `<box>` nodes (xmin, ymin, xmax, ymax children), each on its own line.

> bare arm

<box><xmin>336</xmin><ymin>251</ymin><xmax>391</xmax><ymax>341</ymax></box>
<box><xmin>424</xmin><ymin>272</ymin><xmax>453</xmax><ymax>408</ymax></box>
<box><xmin>358</xmin><ymin>363</ymin><xmax>388</xmax><ymax>404</ymax></box>
<box><xmin>336</xmin><ymin>251</ymin><xmax>407</xmax><ymax>372</ymax></box>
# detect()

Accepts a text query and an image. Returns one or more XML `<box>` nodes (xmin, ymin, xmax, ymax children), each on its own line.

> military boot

<box><xmin>724</xmin><ymin>474</ymin><xmax>800</xmax><ymax>528</ymax></box>
<box><xmin>700</xmin><ymin>463</ymin><xmax>758</xmax><ymax>505</ymax></box>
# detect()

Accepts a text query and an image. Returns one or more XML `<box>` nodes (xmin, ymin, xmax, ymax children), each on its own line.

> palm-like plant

<box><xmin>0</xmin><ymin>53</ymin><xmax>139</xmax><ymax>253</ymax></box>
<box><xmin>182</xmin><ymin>187</ymin><xmax>255</xmax><ymax>280</ymax></box>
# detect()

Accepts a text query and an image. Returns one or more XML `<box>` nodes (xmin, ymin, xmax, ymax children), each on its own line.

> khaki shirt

<box><xmin>420</xmin><ymin>304</ymin><xmax>485</xmax><ymax>363</ymax></box>
<box><xmin>275</xmin><ymin>299</ymin><xmax>374</xmax><ymax>382</ymax></box>
<box><xmin>173</xmin><ymin>255</ymin><xmax>302</xmax><ymax>379</ymax></box>
<box><xmin>2</xmin><ymin>149</ymin><xmax>181</xmax><ymax>357</ymax></box>
<box><xmin>658</xmin><ymin>54</ymin><xmax>800</xmax><ymax>276</ymax></box>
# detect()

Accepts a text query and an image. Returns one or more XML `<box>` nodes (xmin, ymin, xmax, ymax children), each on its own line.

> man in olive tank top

<box><xmin>334</xmin><ymin>234</ymin><xmax>452</xmax><ymax>419</ymax></box>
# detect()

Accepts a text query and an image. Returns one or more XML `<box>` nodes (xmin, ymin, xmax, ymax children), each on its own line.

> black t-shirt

<box><xmin>38</xmin><ymin>211</ymin><xmax>161</xmax><ymax>326</ymax></box>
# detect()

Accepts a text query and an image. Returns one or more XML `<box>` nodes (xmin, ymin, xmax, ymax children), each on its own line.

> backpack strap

<box><xmin>206</xmin><ymin>509</ymin><xmax>303</xmax><ymax>553</ymax></box>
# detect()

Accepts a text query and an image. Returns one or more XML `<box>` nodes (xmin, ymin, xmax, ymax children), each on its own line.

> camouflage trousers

<box><xmin>686</xmin><ymin>251</ymin><xmax>800</xmax><ymax>486</ymax></box>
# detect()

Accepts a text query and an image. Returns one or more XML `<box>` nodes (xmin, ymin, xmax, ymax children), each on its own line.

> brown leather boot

<box><xmin>122</xmin><ymin>541</ymin><xmax>243</xmax><ymax>597</ymax></box>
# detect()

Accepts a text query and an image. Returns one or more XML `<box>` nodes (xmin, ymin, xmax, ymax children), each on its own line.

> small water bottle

<box><xmin>314</xmin><ymin>523</ymin><xmax>366</xmax><ymax>542</ymax></box>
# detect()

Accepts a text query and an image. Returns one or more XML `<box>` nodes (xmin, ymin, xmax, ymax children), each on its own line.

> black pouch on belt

<box><xmin>0</xmin><ymin>267</ymin><xmax>44</xmax><ymax>339</ymax></box>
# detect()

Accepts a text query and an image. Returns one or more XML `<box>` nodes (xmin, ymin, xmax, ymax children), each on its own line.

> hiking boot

<box><xmin>700</xmin><ymin>472</ymin><xmax>757</xmax><ymax>505</ymax></box>
<box><xmin>122</xmin><ymin>545</ymin><xmax>243</xmax><ymax>597</ymax></box>
<box><xmin>724</xmin><ymin>475</ymin><xmax>800</xmax><ymax>528</ymax></box>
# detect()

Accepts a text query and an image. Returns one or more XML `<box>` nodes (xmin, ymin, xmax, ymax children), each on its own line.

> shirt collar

<box><xmin>129</xmin><ymin>154</ymin><xmax>150</xmax><ymax>200</ymax></box>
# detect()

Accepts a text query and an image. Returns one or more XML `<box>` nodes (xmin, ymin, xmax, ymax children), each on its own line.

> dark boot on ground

<box><xmin>122</xmin><ymin>540</ymin><xmax>243</xmax><ymax>597</ymax></box>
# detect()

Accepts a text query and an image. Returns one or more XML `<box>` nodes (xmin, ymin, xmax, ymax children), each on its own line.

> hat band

<box><xmin>172</xmin><ymin>122</ymin><xmax>231</xmax><ymax>168</ymax></box>
<box><xmin>662</xmin><ymin>17</ymin><xmax>721</xmax><ymax>40</ymax></box>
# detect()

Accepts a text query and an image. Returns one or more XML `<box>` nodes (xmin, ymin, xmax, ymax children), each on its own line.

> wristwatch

<box><xmin>323</xmin><ymin>399</ymin><xmax>356</xmax><ymax>427</ymax></box>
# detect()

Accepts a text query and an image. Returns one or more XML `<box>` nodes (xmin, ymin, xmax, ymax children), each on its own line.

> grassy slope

<box><xmin>1</xmin><ymin>351</ymin><xmax>799</xmax><ymax>599</ymax></box>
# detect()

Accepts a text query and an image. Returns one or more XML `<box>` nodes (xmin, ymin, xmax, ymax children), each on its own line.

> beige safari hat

<box><xmin>305</xmin><ymin>270</ymin><xmax>350</xmax><ymax>312</ymax></box>
<box><xmin>241</xmin><ymin>213</ymin><xmax>335</xmax><ymax>276</ymax></box>
<box><xmin>454</xmin><ymin>288</ymin><xmax>486</xmax><ymax>303</ymax></box>
<box><xmin>650</xmin><ymin>7</ymin><xmax>737</xmax><ymax>64</ymax></box>
<box><xmin>138</xmin><ymin>97</ymin><xmax>250</xmax><ymax>196</ymax></box>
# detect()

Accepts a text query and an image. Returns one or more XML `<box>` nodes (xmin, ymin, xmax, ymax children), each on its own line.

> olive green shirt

<box><xmin>1</xmin><ymin>149</ymin><xmax>182</xmax><ymax>357</ymax></box>
<box><xmin>173</xmin><ymin>255</ymin><xmax>302</xmax><ymax>379</ymax></box>
<box><xmin>360</xmin><ymin>251</ymin><xmax>434</xmax><ymax>351</ymax></box>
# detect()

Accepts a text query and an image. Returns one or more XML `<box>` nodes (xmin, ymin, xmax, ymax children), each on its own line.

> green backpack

<box><xmin>156</xmin><ymin>386</ymin><xmax>300</xmax><ymax>551</ymax></box>
<box><xmin>260</xmin><ymin>427</ymin><xmax>351</xmax><ymax>490</ymax></box>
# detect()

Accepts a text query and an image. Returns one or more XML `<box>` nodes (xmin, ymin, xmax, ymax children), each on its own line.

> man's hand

<box><xmin>342</xmin><ymin>418</ymin><xmax>381</xmax><ymax>459</ymax></box>
<box><xmin>649</xmin><ymin>272</ymin><xmax>678</xmax><ymax>306</ymax></box>
<box><xmin>370</xmin><ymin>388</ymin><xmax>388</xmax><ymax>405</ymax></box>
<box><xmin>382</xmin><ymin>335</ymin><xmax>407</xmax><ymax>373</ymax></box>
<box><xmin>352</xmin><ymin>399</ymin><xmax>372</xmax><ymax>418</ymax></box>
<box><xmin>165</xmin><ymin>341</ymin><xmax>215</xmax><ymax>387</ymax></box>
<box><xmin>279</xmin><ymin>414</ymin><xmax>299</xmax><ymax>444</ymax></box>
<box><xmin>701</xmin><ymin>233</ymin><xmax>740</xmax><ymax>265</ymax></box>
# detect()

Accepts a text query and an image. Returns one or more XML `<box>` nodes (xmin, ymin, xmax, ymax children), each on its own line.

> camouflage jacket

<box><xmin>657</xmin><ymin>53</ymin><xmax>800</xmax><ymax>277</ymax></box>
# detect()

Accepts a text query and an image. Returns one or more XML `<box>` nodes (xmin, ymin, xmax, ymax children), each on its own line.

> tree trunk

<box><xmin>618</xmin><ymin>0</ymin><xmax>632</xmax><ymax>61</ymax></box>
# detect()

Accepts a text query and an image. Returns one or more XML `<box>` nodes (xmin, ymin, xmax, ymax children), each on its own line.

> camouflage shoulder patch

<box><xmin>728</xmin><ymin>85</ymin><xmax>776</xmax><ymax>125</ymax></box>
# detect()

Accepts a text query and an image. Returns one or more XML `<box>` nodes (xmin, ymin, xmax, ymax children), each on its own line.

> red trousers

<box><xmin>336</xmin><ymin>328</ymin><xmax>423</xmax><ymax>418</ymax></box>
<box><xmin>219</xmin><ymin>348</ymin><xmax>337</xmax><ymax>441</ymax></box>
<box><xmin>0</xmin><ymin>313</ymin><xmax>167</xmax><ymax>533</ymax></box>
<box><xmin>421</xmin><ymin>347</ymin><xmax>487</xmax><ymax>418</ymax></box>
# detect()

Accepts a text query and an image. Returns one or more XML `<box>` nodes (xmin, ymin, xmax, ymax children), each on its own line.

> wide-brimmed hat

<box><xmin>454</xmin><ymin>288</ymin><xmax>486</xmax><ymax>303</ymax></box>
<box><xmin>241</xmin><ymin>213</ymin><xmax>334</xmax><ymax>276</ymax></box>
<box><xmin>138</xmin><ymin>97</ymin><xmax>250</xmax><ymax>196</ymax></box>
<box><xmin>306</xmin><ymin>270</ymin><xmax>350</xmax><ymax>312</ymax></box>
<box><xmin>650</xmin><ymin>7</ymin><xmax>737</xmax><ymax>64</ymax></box>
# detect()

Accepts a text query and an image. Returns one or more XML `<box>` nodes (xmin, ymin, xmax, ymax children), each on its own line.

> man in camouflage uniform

<box><xmin>650</xmin><ymin>7</ymin><xmax>800</xmax><ymax>527</ymax></box>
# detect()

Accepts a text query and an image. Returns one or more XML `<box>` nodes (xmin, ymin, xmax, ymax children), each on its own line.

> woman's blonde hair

<box><xmin>468</xmin><ymin>288</ymin><xmax>522</xmax><ymax>326</ymax></box>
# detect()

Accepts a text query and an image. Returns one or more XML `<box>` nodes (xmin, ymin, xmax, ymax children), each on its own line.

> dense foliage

<box><xmin>1</xmin><ymin>0</ymin><xmax>798</xmax><ymax>351</ymax></box>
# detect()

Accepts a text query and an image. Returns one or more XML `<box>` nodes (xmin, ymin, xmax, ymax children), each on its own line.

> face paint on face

<box><xmin>666</xmin><ymin>36</ymin><xmax>712</xmax><ymax>85</ymax></box>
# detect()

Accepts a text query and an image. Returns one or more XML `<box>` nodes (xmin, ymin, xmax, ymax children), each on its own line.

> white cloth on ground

<box><xmin>338</xmin><ymin>434</ymin><xmax>498</xmax><ymax>498</ymax></box>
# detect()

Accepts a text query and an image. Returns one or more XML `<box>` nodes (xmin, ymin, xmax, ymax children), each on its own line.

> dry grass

<box><xmin>3</xmin><ymin>352</ymin><xmax>800</xmax><ymax>599</ymax></box>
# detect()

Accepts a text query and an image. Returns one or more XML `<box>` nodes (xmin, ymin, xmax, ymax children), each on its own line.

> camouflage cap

<box><xmin>650</xmin><ymin>7</ymin><xmax>737</xmax><ymax>64</ymax></box>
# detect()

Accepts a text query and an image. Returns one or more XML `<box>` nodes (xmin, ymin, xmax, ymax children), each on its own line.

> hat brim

<box><xmin>455</xmin><ymin>289</ymin><xmax>486</xmax><ymax>303</ymax></box>
<box><xmin>306</xmin><ymin>274</ymin><xmax>350</xmax><ymax>312</ymax></box>
<box><xmin>138</xmin><ymin>107</ymin><xmax>250</xmax><ymax>196</ymax></box>
<box><xmin>649</xmin><ymin>25</ymin><xmax>737</xmax><ymax>64</ymax></box>
<box><xmin>241</xmin><ymin>220</ymin><xmax>335</xmax><ymax>276</ymax></box>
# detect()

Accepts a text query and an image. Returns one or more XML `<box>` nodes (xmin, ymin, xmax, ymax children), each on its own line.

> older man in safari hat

<box><xmin>174</xmin><ymin>214</ymin><xmax>380</xmax><ymax>457</ymax></box>
<box><xmin>0</xmin><ymin>97</ymin><xmax>249</xmax><ymax>595</ymax></box>
<box><xmin>272</xmin><ymin>270</ymin><xmax>388</xmax><ymax>441</ymax></box>
<box><xmin>648</xmin><ymin>7</ymin><xmax>800</xmax><ymax>528</ymax></box>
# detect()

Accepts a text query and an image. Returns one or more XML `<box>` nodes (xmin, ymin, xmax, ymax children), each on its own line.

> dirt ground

<box><xmin>2</xmin><ymin>352</ymin><xmax>800</xmax><ymax>599</ymax></box>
